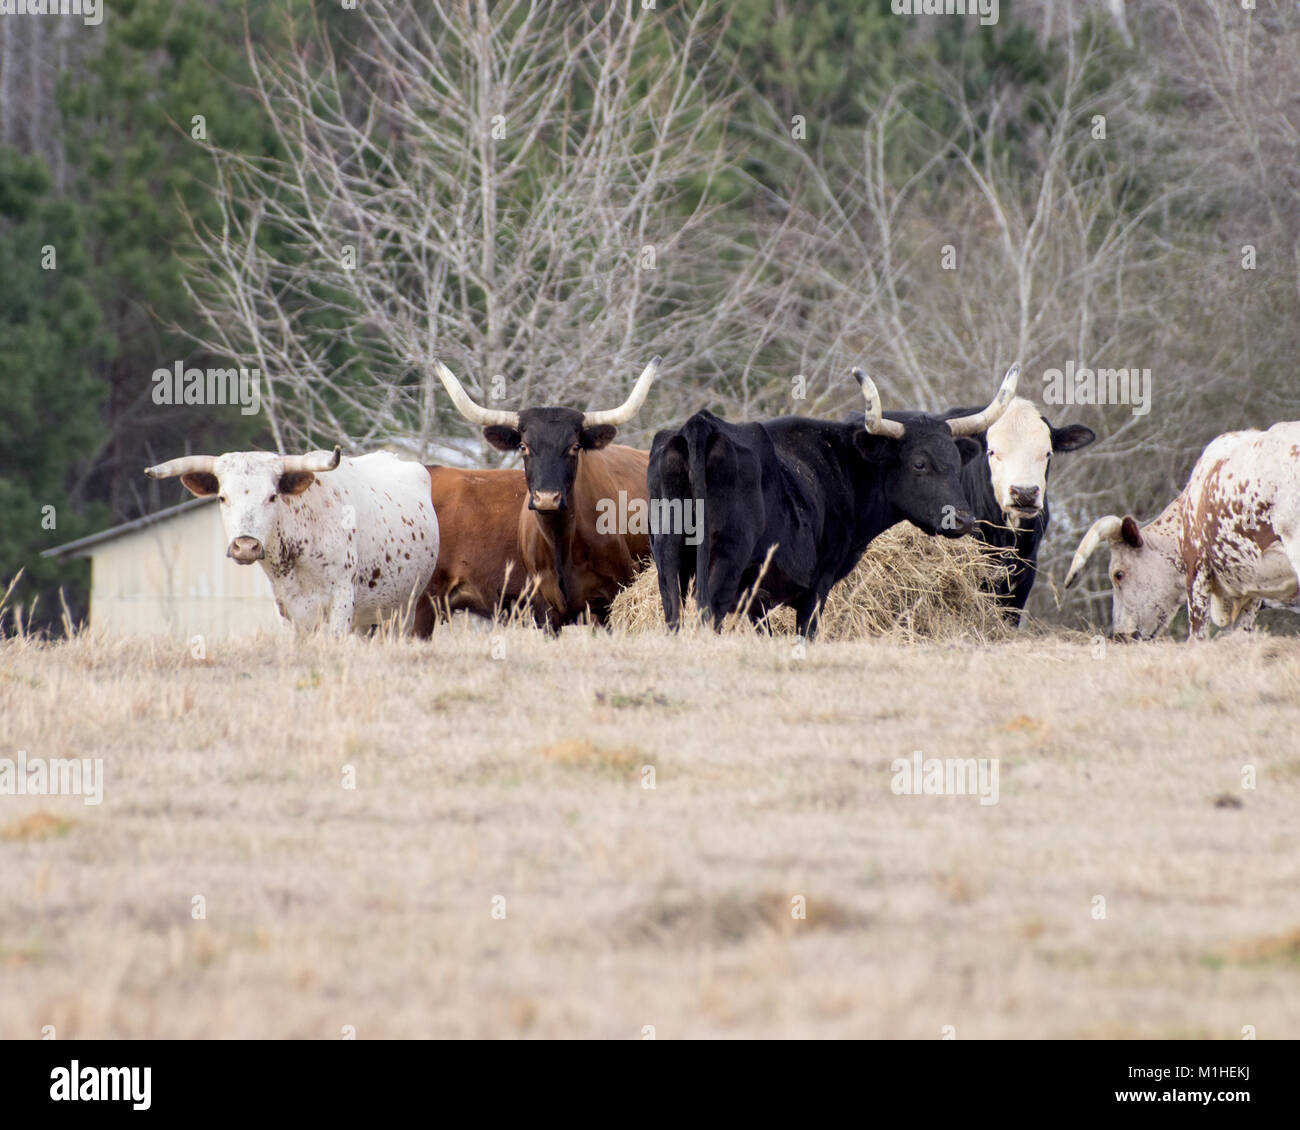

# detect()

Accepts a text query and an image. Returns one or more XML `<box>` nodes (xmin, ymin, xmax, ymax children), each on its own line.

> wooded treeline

<box><xmin>2</xmin><ymin>0</ymin><xmax>1296</xmax><ymax>631</ymax></box>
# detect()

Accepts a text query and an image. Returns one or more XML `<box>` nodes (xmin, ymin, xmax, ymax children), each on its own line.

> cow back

<box><xmin>424</xmin><ymin>465</ymin><xmax>531</xmax><ymax>619</ymax></box>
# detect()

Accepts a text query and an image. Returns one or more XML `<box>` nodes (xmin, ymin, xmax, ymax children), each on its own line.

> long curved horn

<box><xmin>583</xmin><ymin>356</ymin><xmax>661</xmax><ymax>428</ymax></box>
<box><xmin>282</xmin><ymin>445</ymin><xmax>342</xmax><ymax>474</ymax></box>
<box><xmin>433</xmin><ymin>360</ymin><xmax>520</xmax><ymax>428</ymax></box>
<box><xmin>947</xmin><ymin>362</ymin><xmax>1021</xmax><ymax>436</ymax></box>
<box><xmin>145</xmin><ymin>455</ymin><xmax>216</xmax><ymax>479</ymax></box>
<box><xmin>1063</xmin><ymin>515</ymin><xmax>1124</xmax><ymax>589</ymax></box>
<box><xmin>851</xmin><ymin>368</ymin><xmax>906</xmax><ymax>439</ymax></box>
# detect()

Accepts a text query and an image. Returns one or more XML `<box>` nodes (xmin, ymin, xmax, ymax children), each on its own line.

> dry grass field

<box><xmin>2</xmin><ymin>622</ymin><xmax>1299</xmax><ymax>1039</ymax></box>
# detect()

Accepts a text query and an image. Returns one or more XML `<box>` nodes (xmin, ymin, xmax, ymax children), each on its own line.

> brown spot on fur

<box><xmin>1242</xmin><ymin>518</ymin><xmax>1280</xmax><ymax>552</ymax></box>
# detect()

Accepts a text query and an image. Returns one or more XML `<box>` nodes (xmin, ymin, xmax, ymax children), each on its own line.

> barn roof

<box><xmin>41</xmin><ymin>497</ymin><xmax>216</xmax><ymax>562</ymax></box>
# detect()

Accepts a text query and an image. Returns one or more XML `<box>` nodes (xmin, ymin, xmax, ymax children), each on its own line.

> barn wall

<box><xmin>89</xmin><ymin>504</ymin><xmax>286</xmax><ymax>639</ymax></box>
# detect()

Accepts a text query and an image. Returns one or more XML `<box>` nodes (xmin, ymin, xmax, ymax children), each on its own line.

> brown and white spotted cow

<box><xmin>145</xmin><ymin>447</ymin><xmax>440</xmax><ymax>636</ymax></box>
<box><xmin>1064</xmin><ymin>422</ymin><xmax>1300</xmax><ymax>639</ymax></box>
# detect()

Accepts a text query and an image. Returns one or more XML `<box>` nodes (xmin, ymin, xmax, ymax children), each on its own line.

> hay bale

<box><xmin>609</xmin><ymin>523</ymin><xmax>1014</xmax><ymax>641</ymax></box>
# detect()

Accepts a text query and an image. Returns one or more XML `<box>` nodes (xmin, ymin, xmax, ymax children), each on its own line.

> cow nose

<box><xmin>949</xmin><ymin>510</ymin><xmax>976</xmax><ymax>535</ymax></box>
<box><xmin>1010</xmin><ymin>484</ymin><xmax>1040</xmax><ymax>508</ymax></box>
<box><xmin>529</xmin><ymin>490</ymin><xmax>564</xmax><ymax>512</ymax></box>
<box><xmin>228</xmin><ymin>536</ymin><xmax>264</xmax><ymax>563</ymax></box>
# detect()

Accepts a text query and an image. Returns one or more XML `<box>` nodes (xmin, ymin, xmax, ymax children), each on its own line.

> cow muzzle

<box><xmin>529</xmin><ymin>490</ymin><xmax>565</xmax><ymax>512</ymax></box>
<box><xmin>948</xmin><ymin>510</ymin><xmax>976</xmax><ymax>536</ymax></box>
<box><xmin>1007</xmin><ymin>485</ymin><xmax>1041</xmax><ymax>520</ymax></box>
<box><xmin>228</xmin><ymin>536</ymin><xmax>265</xmax><ymax>564</ymax></box>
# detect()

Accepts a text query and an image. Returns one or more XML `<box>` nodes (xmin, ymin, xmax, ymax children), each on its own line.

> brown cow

<box><xmin>433</xmin><ymin>358</ymin><xmax>660</xmax><ymax>628</ymax></box>
<box><xmin>412</xmin><ymin>465</ymin><xmax>538</xmax><ymax>635</ymax></box>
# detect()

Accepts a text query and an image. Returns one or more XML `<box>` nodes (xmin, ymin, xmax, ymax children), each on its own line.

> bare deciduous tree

<box><xmin>184</xmin><ymin>0</ymin><xmax>795</xmax><ymax>456</ymax></box>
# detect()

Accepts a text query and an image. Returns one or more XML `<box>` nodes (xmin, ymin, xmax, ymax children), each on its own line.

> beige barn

<box><xmin>44</xmin><ymin>498</ymin><xmax>287</xmax><ymax>639</ymax></box>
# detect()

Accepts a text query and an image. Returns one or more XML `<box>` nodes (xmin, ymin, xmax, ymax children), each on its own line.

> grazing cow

<box><xmin>144</xmin><ymin>447</ymin><xmax>439</xmax><ymax>636</ymax></box>
<box><xmin>648</xmin><ymin>364</ymin><xmax>1020</xmax><ymax>636</ymax></box>
<box><xmin>936</xmin><ymin>394</ymin><xmax>1095</xmax><ymax>625</ymax></box>
<box><xmin>432</xmin><ymin>358</ymin><xmax>661</xmax><ymax>628</ymax></box>
<box><xmin>1064</xmin><ymin>422</ymin><xmax>1300</xmax><ymax>639</ymax></box>
<box><xmin>413</xmin><ymin>465</ymin><xmax>534</xmax><ymax>633</ymax></box>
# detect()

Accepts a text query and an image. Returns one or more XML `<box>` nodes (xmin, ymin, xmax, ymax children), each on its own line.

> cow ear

<box><xmin>279</xmin><ymin>471</ymin><xmax>315</xmax><ymax>496</ymax></box>
<box><xmin>580</xmin><ymin>425</ymin><xmax>617</xmax><ymax>450</ymax></box>
<box><xmin>852</xmin><ymin>430</ymin><xmax>894</xmax><ymax>464</ymax></box>
<box><xmin>1051</xmin><ymin>423</ymin><xmax>1096</xmax><ymax>453</ymax></box>
<box><xmin>482</xmin><ymin>425</ymin><xmax>522</xmax><ymax>452</ymax></box>
<box><xmin>1120</xmin><ymin>515</ymin><xmax>1143</xmax><ymax>548</ymax></box>
<box><xmin>954</xmin><ymin>437</ymin><xmax>982</xmax><ymax>465</ymax></box>
<box><xmin>179</xmin><ymin>472</ymin><xmax>219</xmax><ymax>497</ymax></box>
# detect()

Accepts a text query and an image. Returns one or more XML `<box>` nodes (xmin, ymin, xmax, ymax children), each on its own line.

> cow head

<box><xmin>985</xmin><ymin>399</ymin><xmax>1096</xmax><ymax>523</ymax></box>
<box><xmin>852</xmin><ymin>364</ymin><xmax>1021</xmax><ymax>537</ymax></box>
<box><xmin>433</xmin><ymin>357</ymin><xmax>660</xmax><ymax>512</ymax></box>
<box><xmin>144</xmin><ymin>447</ymin><xmax>341</xmax><ymax>564</ymax></box>
<box><xmin>1064</xmin><ymin>515</ymin><xmax>1184</xmax><ymax>639</ymax></box>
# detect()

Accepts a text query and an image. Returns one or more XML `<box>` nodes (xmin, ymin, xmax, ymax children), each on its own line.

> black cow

<box><xmin>648</xmin><ymin>365</ymin><xmax>1020</xmax><ymax>636</ymax></box>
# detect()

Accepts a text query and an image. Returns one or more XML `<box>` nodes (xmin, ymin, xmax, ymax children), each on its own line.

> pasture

<box><xmin>3</xmin><ymin>624</ymin><xmax>1299</xmax><ymax>1039</ymax></box>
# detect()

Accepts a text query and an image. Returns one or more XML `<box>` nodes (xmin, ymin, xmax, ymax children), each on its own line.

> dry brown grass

<box><xmin>2</xmin><ymin>623</ymin><xmax>1300</xmax><ymax>1038</ymax></box>
<box><xmin>609</xmin><ymin>523</ymin><xmax>1013</xmax><ymax>641</ymax></box>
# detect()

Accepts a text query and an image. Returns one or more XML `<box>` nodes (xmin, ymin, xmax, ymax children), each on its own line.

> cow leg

<box><xmin>651</xmin><ymin>535</ymin><xmax>689</xmax><ymax>630</ymax></box>
<box><xmin>1233</xmin><ymin>598</ymin><xmax>1263</xmax><ymax>632</ymax></box>
<box><xmin>1002</xmin><ymin>547</ymin><xmax>1035</xmax><ymax>627</ymax></box>
<box><xmin>327</xmin><ymin>588</ymin><xmax>356</xmax><ymax>637</ymax></box>
<box><xmin>794</xmin><ymin>584</ymin><xmax>831</xmax><ymax>638</ymax></box>
<box><xmin>411</xmin><ymin>590</ymin><xmax>438</xmax><ymax>638</ymax></box>
<box><xmin>1277</xmin><ymin>519</ymin><xmax>1300</xmax><ymax>609</ymax></box>
<box><xmin>1186</xmin><ymin>567</ymin><xmax>1214</xmax><ymax>640</ymax></box>
<box><xmin>702</xmin><ymin>554</ymin><xmax>751</xmax><ymax>630</ymax></box>
<box><xmin>649</xmin><ymin>434</ymin><xmax>693</xmax><ymax>630</ymax></box>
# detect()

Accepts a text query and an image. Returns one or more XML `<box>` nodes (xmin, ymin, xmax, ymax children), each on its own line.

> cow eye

<box><xmin>520</xmin><ymin>443</ymin><xmax>529</xmax><ymax>455</ymax></box>
<box><xmin>268</xmin><ymin>494</ymin><xmax>277</xmax><ymax>503</ymax></box>
<box><xmin>913</xmin><ymin>459</ymin><xmax>927</xmax><ymax>471</ymax></box>
<box><xmin>219</xmin><ymin>495</ymin><xmax>228</xmax><ymax>504</ymax></box>
<box><xmin>570</xmin><ymin>444</ymin><xmax>581</xmax><ymax>456</ymax></box>
<box><xmin>1113</xmin><ymin>571</ymin><xmax>1125</xmax><ymax>584</ymax></box>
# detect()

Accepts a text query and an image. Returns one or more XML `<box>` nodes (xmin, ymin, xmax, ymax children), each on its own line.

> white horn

<box><xmin>947</xmin><ymin>362</ymin><xmax>1021</xmax><ymax>436</ymax></box>
<box><xmin>852</xmin><ymin>368</ymin><xmax>906</xmax><ymax>439</ymax></box>
<box><xmin>282</xmin><ymin>445</ymin><xmax>342</xmax><ymax>474</ymax></box>
<box><xmin>1063</xmin><ymin>515</ymin><xmax>1124</xmax><ymax>589</ymax></box>
<box><xmin>583</xmin><ymin>356</ymin><xmax>661</xmax><ymax>428</ymax></box>
<box><xmin>434</xmin><ymin>360</ymin><xmax>520</xmax><ymax>428</ymax></box>
<box><xmin>144</xmin><ymin>455</ymin><xmax>216</xmax><ymax>479</ymax></box>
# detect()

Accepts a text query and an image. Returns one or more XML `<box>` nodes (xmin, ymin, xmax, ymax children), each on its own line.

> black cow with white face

<box><xmin>936</xmin><ymin>396</ymin><xmax>1096</xmax><ymax>625</ymax></box>
<box><xmin>846</xmin><ymin>386</ymin><xmax>1096</xmax><ymax>627</ymax></box>
<box><xmin>648</xmin><ymin>365</ymin><xmax>1020</xmax><ymax>636</ymax></box>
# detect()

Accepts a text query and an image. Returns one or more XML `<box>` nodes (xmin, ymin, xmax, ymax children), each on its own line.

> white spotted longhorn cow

<box><xmin>1064</xmin><ymin>422</ymin><xmax>1300</xmax><ymax>639</ymax></box>
<box><xmin>145</xmin><ymin>447</ymin><xmax>440</xmax><ymax>636</ymax></box>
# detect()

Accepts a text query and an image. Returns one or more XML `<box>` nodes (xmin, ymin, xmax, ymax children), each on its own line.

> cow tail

<box><xmin>684</xmin><ymin>416</ymin><xmax>713</xmax><ymax>616</ymax></box>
